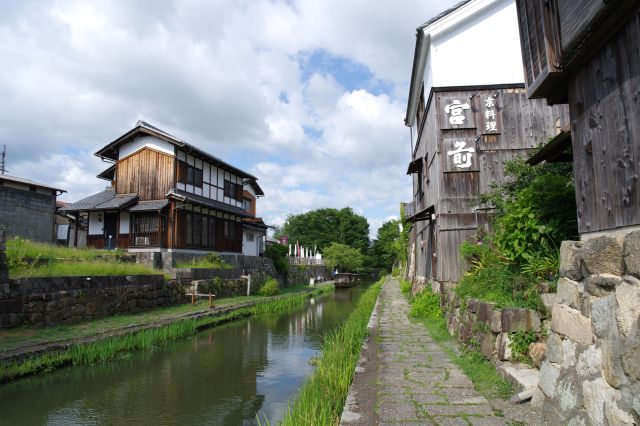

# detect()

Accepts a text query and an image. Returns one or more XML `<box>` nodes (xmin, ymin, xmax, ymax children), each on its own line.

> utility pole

<box><xmin>0</xmin><ymin>145</ymin><xmax>6</xmax><ymax>175</ymax></box>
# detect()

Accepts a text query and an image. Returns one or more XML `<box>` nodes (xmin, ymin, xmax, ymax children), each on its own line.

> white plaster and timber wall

<box><xmin>118</xmin><ymin>135</ymin><xmax>175</xmax><ymax>159</ymax></box>
<box><xmin>119</xmin><ymin>212</ymin><xmax>130</xmax><ymax>234</ymax></box>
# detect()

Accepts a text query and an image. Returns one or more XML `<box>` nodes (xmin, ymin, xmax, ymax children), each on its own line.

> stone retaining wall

<box><xmin>0</xmin><ymin>275</ymin><xmax>185</xmax><ymax>328</ymax></box>
<box><xmin>288</xmin><ymin>265</ymin><xmax>328</xmax><ymax>285</ymax></box>
<box><xmin>439</xmin><ymin>282</ymin><xmax>547</xmax><ymax>364</ymax></box>
<box><xmin>531</xmin><ymin>231</ymin><xmax>640</xmax><ymax>424</ymax></box>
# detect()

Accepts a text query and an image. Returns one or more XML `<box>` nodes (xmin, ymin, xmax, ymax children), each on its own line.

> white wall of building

<box><xmin>424</xmin><ymin>0</ymin><xmax>523</xmax><ymax>94</ymax></box>
<box><xmin>118</xmin><ymin>135</ymin><xmax>175</xmax><ymax>159</ymax></box>
<box><xmin>88</xmin><ymin>211</ymin><xmax>104</xmax><ymax>235</ymax></box>
<box><xmin>243</xmin><ymin>230</ymin><xmax>258</xmax><ymax>256</ymax></box>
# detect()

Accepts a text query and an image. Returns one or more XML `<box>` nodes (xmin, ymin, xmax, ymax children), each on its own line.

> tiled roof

<box><xmin>128</xmin><ymin>199</ymin><xmax>170</xmax><ymax>212</ymax></box>
<box><xmin>59</xmin><ymin>189</ymin><xmax>138</xmax><ymax>212</ymax></box>
<box><xmin>167</xmin><ymin>188</ymin><xmax>251</xmax><ymax>218</ymax></box>
<box><xmin>0</xmin><ymin>174</ymin><xmax>66</xmax><ymax>192</ymax></box>
<box><xmin>418</xmin><ymin>0</ymin><xmax>472</xmax><ymax>29</ymax></box>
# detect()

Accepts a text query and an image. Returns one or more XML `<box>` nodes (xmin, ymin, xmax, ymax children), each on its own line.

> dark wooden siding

<box><xmin>116</xmin><ymin>148</ymin><xmax>174</xmax><ymax>200</ymax></box>
<box><xmin>410</xmin><ymin>86</ymin><xmax>567</xmax><ymax>283</ymax></box>
<box><xmin>568</xmin><ymin>11</ymin><xmax>640</xmax><ymax>234</ymax></box>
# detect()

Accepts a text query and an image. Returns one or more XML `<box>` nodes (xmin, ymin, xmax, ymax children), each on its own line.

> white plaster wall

<box><xmin>118</xmin><ymin>135</ymin><xmax>175</xmax><ymax>159</ymax></box>
<box><xmin>119</xmin><ymin>211</ymin><xmax>130</xmax><ymax>233</ymax></box>
<box><xmin>88</xmin><ymin>212</ymin><xmax>104</xmax><ymax>235</ymax></box>
<box><xmin>425</xmin><ymin>0</ymin><xmax>523</xmax><ymax>93</ymax></box>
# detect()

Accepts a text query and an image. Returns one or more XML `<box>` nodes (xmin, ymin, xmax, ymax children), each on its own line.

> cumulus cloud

<box><xmin>0</xmin><ymin>0</ymin><xmax>458</xmax><ymax>236</ymax></box>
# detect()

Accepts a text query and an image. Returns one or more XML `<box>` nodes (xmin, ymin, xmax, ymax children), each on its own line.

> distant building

<box><xmin>61</xmin><ymin>121</ymin><xmax>267</xmax><ymax>256</ymax></box>
<box><xmin>0</xmin><ymin>174</ymin><xmax>66</xmax><ymax>243</ymax></box>
<box><xmin>403</xmin><ymin>0</ymin><xmax>568</xmax><ymax>286</ymax></box>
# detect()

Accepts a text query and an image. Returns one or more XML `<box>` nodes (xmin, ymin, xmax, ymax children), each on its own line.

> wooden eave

<box><xmin>527</xmin><ymin>129</ymin><xmax>572</xmax><ymax>165</ymax></box>
<box><xmin>96</xmin><ymin>164</ymin><xmax>116</xmax><ymax>181</ymax></box>
<box><xmin>407</xmin><ymin>158</ymin><xmax>423</xmax><ymax>175</ymax></box>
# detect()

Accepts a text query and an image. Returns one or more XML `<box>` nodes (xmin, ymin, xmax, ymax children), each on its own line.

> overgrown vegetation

<box><xmin>279</xmin><ymin>278</ymin><xmax>383</xmax><ymax>426</ymax></box>
<box><xmin>509</xmin><ymin>331</ymin><xmax>538</xmax><ymax>363</ymax></box>
<box><xmin>258</xmin><ymin>278</ymin><xmax>280</xmax><ymax>297</ymax></box>
<box><xmin>265</xmin><ymin>244</ymin><xmax>289</xmax><ymax>276</ymax></box>
<box><xmin>458</xmin><ymin>158</ymin><xmax>576</xmax><ymax>310</ymax></box>
<box><xmin>7</xmin><ymin>238</ymin><xmax>156</xmax><ymax>278</ymax></box>
<box><xmin>175</xmin><ymin>253</ymin><xmax>232</xmax><ymax>269</ymax></box>
<box><xmin>0</xmin><ymin>284</ymin><xmax>335</xmax><ymax>383</ymax></box>
<box><xmin>407</xmin><ymin>287</ymin><xmax>512</xmax><ymax>399</ymax></box>
<box><xmin>399</xmin><ymin>278</ymin><xmax>412</xmax><ymax>295</ymax></box>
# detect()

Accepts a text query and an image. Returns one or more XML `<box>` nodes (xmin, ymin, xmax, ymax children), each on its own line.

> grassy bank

<box><xmin>407</xmin><ymin>287</ymin><xmax>513</xmax><ymax>399</ymax></box>
<box><xmin>0</xmin><ymin>284</ymin><xmax>334</xmax><ymax>383</ymax></box>
<box><xmin>278</xmin><ymin>277</ymin><xmax>384</xmax><ymax>426</ymax></box>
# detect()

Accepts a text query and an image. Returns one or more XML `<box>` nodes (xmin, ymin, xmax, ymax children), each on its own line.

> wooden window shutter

<box><xmin>177</xmin><ymin>161</ymin><xmax>188</xmax><ymax>183</ymax></box>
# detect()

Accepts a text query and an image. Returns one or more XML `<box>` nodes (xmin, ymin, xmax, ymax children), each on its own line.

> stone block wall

<box><xmin>532</xmin><ymin>232</ymin><xmax>640</xmax><ymax>425</ymax></box>
<box><xmin>288</xmin><ymin>265</ymin><xmax>328</xmax><ymax>286</ymax></box>
<box><xmin>0</xmin><ymin>275</ymin><xmax>185</xmax><ymax>328</ymax></box>
<box><xmin>442</xmin><ymin>290</ymin><xmax>546</xmax><ymax>364</ymax></box>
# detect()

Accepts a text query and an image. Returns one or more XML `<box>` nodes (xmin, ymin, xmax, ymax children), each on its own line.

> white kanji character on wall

<box><xmin>444</xmin><ymin>100</ymin><xmax>470</xmax><ymax>125</ymax></box>
<box><xmin>485</xmin><ymin>121</ymin><xmax>498</xmax><ymax>132</ymax></box>
<box><xmin>484</xmin><ymin>97</ymin><xmax>495</xmax><ymax>108</ymax></box>
<box><xmin>447</xmin><ymin>141</ymin><xmax>475</xmax><ymax>169</ymax></box>
<box><xmin>484</xmin><ymin>109</ymin><xmax>496</xmax><ymax>120</ymax></box>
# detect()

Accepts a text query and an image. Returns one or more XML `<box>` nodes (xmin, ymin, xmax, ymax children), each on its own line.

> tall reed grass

<box><xmin>0</xmin><ymin>284</ymin><xmax>334</xmax><ymax>383</ymax></box>
<box><xmin>279</xmin><ymin>277</ymin><xmax>384</xmax><ymax>426</ymax></box>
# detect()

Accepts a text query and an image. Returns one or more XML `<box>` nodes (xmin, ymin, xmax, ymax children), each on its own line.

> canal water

<box><xmin>0</xmin><ymin>284</ymin><xmax>369</xmax><ymax>426</ymax></box>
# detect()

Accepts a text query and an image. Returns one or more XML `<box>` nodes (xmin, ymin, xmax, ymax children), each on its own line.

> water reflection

<box><xmin>0</xmin><ymin>285</ymin><xmax>368</xmax><ymax>426</ymax></box>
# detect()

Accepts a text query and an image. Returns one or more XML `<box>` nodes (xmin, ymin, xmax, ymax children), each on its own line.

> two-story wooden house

<box><xmin>404</xmin><ymin>0</ymin><xmax>568</xmax><ymax>287</ymax></box>
<box><xmin>62</xmin><ymin>121</ymin><xmax>266</xmax><ymax>256</ymax></box>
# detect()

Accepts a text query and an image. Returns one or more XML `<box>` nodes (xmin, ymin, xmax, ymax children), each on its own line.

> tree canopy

<box><xmin>280</xmin><ymin>207</ymin><xmax>370</xmax><ymax>252</ymax></box>
<box><xmin>323</xmin><ymin>242</ymin><xmax>365</xmax><ymax>272</ymax></box>
<box><xmin>368</xmin><ymin>219</ymin><xmax>401</xmax><ymax>271</ymax></box>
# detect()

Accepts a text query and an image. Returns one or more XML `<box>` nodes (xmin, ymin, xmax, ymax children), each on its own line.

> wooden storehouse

<box><xmin>61</xmin><ymin>121</ymin><xmax>267</xmax><ymax>254</ymax></box>
<box><xmin>516</xmin><ymin>0</ymin><xmax>640</xmax><ymax>236</ymax></box>
<box><xmin>404</xmin><ymin>0</ymin><xmax>569</xmax><ymax>285</ymax></box>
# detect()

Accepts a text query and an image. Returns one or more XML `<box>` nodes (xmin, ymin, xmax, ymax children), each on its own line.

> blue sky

<box><xmin>0</xmin><ymin>0</ymin><xmax>458</xmax><ymax>239</ymax></box>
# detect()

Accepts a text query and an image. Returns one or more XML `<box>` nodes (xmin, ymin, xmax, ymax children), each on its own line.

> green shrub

<box><xmin>265</xmin><ymin>244</ymin><xmax>289</xmax><ymax>276</ymax></box>
<box><xmin>410</xmin><ymin>289</ymin><xmax>441</xmax><ymax>320</ymax></box>
<box><xmin>258</xmin><ymin>278</ymin><xmax>280</xmax><ymax>297</ymax></box>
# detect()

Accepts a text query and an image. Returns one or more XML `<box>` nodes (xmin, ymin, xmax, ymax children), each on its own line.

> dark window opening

<box><xmin>178</xmin><ymin>160</ymin><xmax>203</xmax><ymax>187</ymax></box>
<box><xmin>224</xmin><ymin>180</ymin><xmax>243</xmax><ymax>201</ymax></box>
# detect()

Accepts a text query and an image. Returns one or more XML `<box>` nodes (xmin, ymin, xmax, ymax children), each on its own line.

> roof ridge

<box><xmin>418</xmin><ymin>0</ymin><xmax>473</xmax><ymax>30</ymax></box>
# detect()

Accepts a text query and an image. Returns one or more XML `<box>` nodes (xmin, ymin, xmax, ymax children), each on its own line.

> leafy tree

<box><xmin>281</xmin><ymin>207</ymin><xmax>370</xmax><ymax>252</ymax></box>
<box><xmin>369</xmin><ymin>219</ymin><xmax>401</xmax><ymax>270</ymax></box>
<box><xmin>323</xmin><ymin>243</ymin><xmax>365</xmax><ymax>272</ymax></box>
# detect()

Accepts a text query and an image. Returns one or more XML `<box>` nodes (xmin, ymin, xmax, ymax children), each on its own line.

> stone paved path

<box><xmin>341</xmin><ymin>278</ymin><xmax>506</xmax><ymax>425</ymax></box>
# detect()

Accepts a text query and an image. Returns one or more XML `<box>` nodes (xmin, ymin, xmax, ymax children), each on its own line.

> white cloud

<box><xmin>0</xmin><ymin>0</ymin><xmax>459</xmax><ymax>238</ymax></box>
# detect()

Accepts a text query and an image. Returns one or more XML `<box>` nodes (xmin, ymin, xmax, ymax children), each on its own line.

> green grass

<box><xmin>12</xmin><ymin>261</ymin><xmax>158</xmax><ymax>278</ymax></box>
<box><xmin>406</xmin><ymin>288</ymin><xmax>513</xmax><ymax>400</ymax></box>
<box><xmin>279</xmin><ymin>277</ymin><xmax>384</xmax><ymax>426</ymax></box>
<box><xmin>399</xmin><ymin>278</ymin><xmax>412</xmax><ymax>295</ymax></box>
<box><xmin>7</xmin><ymin>237</ymin><xmax>121</xmax><ymax>262</ymax></box>
<box><xmin>0</xmin><ymin>284</ymin><xmax>335</xmax><ymax>383</ymax></box>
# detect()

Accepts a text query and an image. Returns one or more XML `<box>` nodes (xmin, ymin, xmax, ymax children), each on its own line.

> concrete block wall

<box><xmin>531</xmin><ymin>232</ymin><xmax>640</xmax><ymax>425</ymax></box>
<box><xmin>0</xmin><ymin>186</ymin><xmax>55</xmax><ymax>243</ymax></box>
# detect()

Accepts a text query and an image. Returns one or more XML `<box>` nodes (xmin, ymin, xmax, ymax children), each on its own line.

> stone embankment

<box><xmin>0</xmin><ymin>275</ymin><xmax>185</xmax><ymax>328</ymax></box>
<box><xmin>532</xmin><ymin>231</ymin><xmax>640</xmax><ymax>425</ymax></box>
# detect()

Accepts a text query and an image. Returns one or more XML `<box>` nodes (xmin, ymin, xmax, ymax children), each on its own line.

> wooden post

<box><xmin>208</xmin><ymin>293</ymin><xmax>212</xmax><ymax>309</ymax></box>
<box><xmin>191</xmin><ymin>289</ymin><xmax>196</xmax><ymax>306</ymax></box>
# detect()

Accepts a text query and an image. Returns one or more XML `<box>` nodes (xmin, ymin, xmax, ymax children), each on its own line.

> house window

<box><xmin>131</xmin><ymin>214</ymin><xmax>160</xmax><ymax>246</ymax></box>
<box><xmin>224</xmin><ymin>180</ymin><xmax>243</xmax><ymax>201</ymax></box>
<box><xmin>178</xmin><ymin>160</ymin><xmax>203</xmax><ymax>187</ymax></box>
<box><xmin>224</xmin><ymin>220</ymin><xmax>237</xmax><ymax>240</ymax></box>
<box><xmin>185</xmin><ymin>212</ymin><xmax>217</xmax><ymax>249</ymax></box>
<box><xmin>244</xmin><ymin>199</ymin><xmax>251</xmax><ymax>211</ymax></box>
<box><xmin>247</xmin><ymin>233</ymin><xmax>255</xmax><ymax>242</ymax></box>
